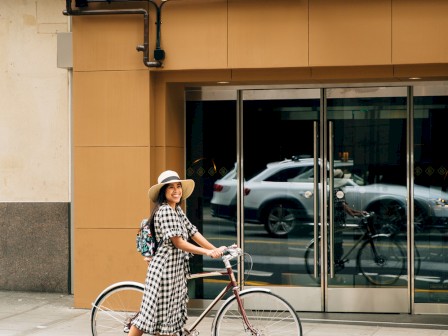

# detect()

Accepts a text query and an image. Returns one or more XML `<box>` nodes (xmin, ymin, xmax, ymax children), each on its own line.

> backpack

<box><xmin>136</xmin><ymin>217</ymin><xmax>161</xmax><ymax>257</ymax></box>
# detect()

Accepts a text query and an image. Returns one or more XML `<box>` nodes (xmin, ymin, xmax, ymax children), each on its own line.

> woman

<box><xmin>129</xmin><ymin>170</ymin><xmax>226</xmax><ymax>336</ymax></box>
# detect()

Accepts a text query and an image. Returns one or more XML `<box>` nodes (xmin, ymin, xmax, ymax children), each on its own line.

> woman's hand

<box><xmin>144</xmin><ymin>256</ymin><xmax>152</xmax><ymax>265</ymax></box>
<box><xmin>207</xmin><ymin>246</ymin><xmax>227</xmax><ymax>259</ymax></box>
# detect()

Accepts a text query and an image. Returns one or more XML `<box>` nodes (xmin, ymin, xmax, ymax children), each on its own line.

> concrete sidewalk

<box><xmin>0</xmin><ymin>291</ymin><xmax>89</xmax><ymax>335</ymax></box>
<box><xmin>1</xmin><ymin>290</ymin><xmax>448</xmax><ymax>335</ymax></box>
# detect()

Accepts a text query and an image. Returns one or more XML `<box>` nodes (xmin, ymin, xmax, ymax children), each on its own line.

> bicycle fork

<box><xmin>225</xmin><ymin>260</ymin><xmax>260</xmax><ymax>335</ymax></box>
<box><xmin>184</xmin><ymin>262</ymin><xmax>260</xmax><ymax>335</ymax></box>
<box><xmin>367</xmin><ymin>238</ymin><xmax>386</xmax><ymax>266</ymax></box>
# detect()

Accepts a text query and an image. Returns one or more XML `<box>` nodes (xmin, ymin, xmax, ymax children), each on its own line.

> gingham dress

<box><xmin>132</xmin><ymin>203</ymin><xmax>198</xmax><ymax>335</ymax></box>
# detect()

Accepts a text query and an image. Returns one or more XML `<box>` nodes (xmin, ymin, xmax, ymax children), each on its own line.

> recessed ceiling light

<box><xmin>217</xmin><ymin>81</ymin><xmax>230</xmax><ymax>84</ymax></box>
<box><xmin>409</xmin><ymin>77</ymin><xmax>421</xmax><ymax>80</ymax></box>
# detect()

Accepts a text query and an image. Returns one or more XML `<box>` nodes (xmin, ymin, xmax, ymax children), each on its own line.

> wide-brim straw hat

<box><xmin>148</xmin><ymin>170</ymin><xmax>195</xmax><ymax>202</ymax></box>
<box><xmin>333</xmin><ymin>169</ymin><xmax>349</xmax><ymax>188</ymax></box>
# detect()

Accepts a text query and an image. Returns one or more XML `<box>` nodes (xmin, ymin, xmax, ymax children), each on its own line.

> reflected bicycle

<box><xmin>91</xmin><ymin>245</ymin><xmax>302</xmax><ymax>335</ymax></box>
<box><xmin>304</xmin><ymin>212</ymin><xmax>406</xmax><ymax>285</ymax></box>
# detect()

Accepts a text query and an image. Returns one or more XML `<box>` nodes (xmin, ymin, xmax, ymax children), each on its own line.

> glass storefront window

<box><xmin>186</xmin><ymin>99</ymin><xmax>237</xmax><ymax>300</ymax></box>
<box><xmin>185</xmin><ymin>84</ymin><xmax>448</xmax><ymax>312</ymax></box>
<box><xmin>414</xmin><ymin>90</ymin><xmax>448</xmax><ymax>304</ymax></box>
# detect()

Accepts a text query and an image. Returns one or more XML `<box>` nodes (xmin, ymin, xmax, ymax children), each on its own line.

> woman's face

<box><xmin>164</xmin><ymin>182</ymin><xmax>183</xmax><ymax>207</ymax></box>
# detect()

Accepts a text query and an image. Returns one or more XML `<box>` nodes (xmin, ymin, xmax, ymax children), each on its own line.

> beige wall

<box><xmin>71</xmin><ymin>0</ymin><xmax>448</xmax><ymax>307</ymax></box>
<box><xmin>0</xmin><ymin>0</ymin><xmax>69</xmax><ymax>202</ymax></box>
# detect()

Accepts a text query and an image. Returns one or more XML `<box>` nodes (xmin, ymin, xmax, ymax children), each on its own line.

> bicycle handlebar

<box><xmin>364</xmin><ymin>211</ymin><xmax>375</xmax><ymax>218</ymax></box>
<box><xmin>222</xmin><ymin>244</ymin><xmax>243</xmax><ymax>261</ymax></box>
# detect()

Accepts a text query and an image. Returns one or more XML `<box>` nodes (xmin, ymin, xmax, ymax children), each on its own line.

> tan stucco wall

<box><xmin>71</xmin><ymin>0</ymin><xmax>448</xmax><ymax>307</ymax></box>
<box><xmin>0</xmin><ymin>0</ymin><xmax>69</xmax><ymax>202</ymax></box>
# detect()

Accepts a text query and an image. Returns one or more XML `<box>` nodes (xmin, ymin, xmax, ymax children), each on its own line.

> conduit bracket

<box><xmin>63</xmin><ymin>0</ymin><xmax>166</xmax><ymax>68</ymax></box>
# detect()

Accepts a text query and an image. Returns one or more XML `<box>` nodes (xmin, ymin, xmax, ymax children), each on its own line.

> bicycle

<box><xmin>304</xmin><ymin>212</ymin><xmax>406</xmax><ymax>286</ymax></box>
<box><xmin>91</xmin><ymin>245</ymin><xmax>302</xmax><ymax>335</ymax></box>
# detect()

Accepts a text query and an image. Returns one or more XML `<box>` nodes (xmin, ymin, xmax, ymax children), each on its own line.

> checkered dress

<box><xmin>132</xmin><ymin>203</ymin><xmax>198</xmax><ymax>335</ymax></box>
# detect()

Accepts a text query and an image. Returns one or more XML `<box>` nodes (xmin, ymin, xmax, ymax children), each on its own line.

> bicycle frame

<box><xmin>337</xmin><ymin>227</ymin><xmax>369</xmax><ymax>263</ymax></box>
<box><xmin>336</xmin><ymin>215</ymin><xmax>377</xmax><ymax>263</ymax></box>
<box><xmin>90</xmin><ymin>246</ymin><xmax>302</xmax><ymax>336</ymax></box>
<box><xmin>184</xmin><ymin>252</ymin><xmax>259</xmax><ymax>335</ymax></box>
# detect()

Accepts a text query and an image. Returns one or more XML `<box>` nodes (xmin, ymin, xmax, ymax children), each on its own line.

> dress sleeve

<box><xmin>156</xmin><ymin>205</ymin><xmax>184</xmax><ymax>240</ymax></box>
<box><xmin>177</xmin><ymin>208</ymin><xmax>198</xmax><ymax>238</ymax></box>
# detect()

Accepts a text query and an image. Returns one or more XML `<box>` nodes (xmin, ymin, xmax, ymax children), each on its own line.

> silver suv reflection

<box><xmin>210</xmin><ymin>157</ymin><xmax>448</xmax><ymax>237</ymax></box>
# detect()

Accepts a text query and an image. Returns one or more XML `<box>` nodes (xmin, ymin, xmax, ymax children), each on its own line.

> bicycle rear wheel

<box><xmin>212</xmin><ymin>289</ymin><xmax>302</xmax><ymax>336</ymax></box>
<box><xmin>91</xmin><ymin>281</ymin><xmax>144</xmax><ymax>336</ymax></box>
<box><xmin>357</xmin><ymin>235</ymin><xmax>405</xmax><ymax>285</ymax></box>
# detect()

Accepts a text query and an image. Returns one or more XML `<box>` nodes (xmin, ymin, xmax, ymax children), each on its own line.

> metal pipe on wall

<box><xmin>63</xmin><ymin>0</ymin><xmax>162</xmax><ymax>68</ymax></box>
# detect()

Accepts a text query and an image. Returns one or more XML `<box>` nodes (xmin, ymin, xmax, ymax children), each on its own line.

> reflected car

<box><xmin>211</xmin><ymin>157</ymin><xmax>448</xmax><ymax>237</ymax></box>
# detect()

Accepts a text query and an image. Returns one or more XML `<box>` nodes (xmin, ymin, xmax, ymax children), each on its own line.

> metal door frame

<box><xmin>185</xmin><ymin>81</ymin><xmax>448</xmax><ymax>314</ymax></box>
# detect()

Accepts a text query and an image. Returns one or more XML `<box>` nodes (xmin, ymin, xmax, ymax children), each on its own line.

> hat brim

<box><xmin>148</xmin><ymin>179</ymin><xmax>195</xmax><ymax>202</ymax></box>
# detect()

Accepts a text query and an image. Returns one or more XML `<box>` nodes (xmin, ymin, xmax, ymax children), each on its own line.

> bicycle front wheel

<box><xmin>91</xmin><ymin>281</ymin><xmax>144</xmax><ymax>336</ymax></box>
<box><xmin>357</xmin><ymin>235</ymin><xmax>405</xmax><ymax>285</ymax></box>
<box><xmin>213</xmin><ymin>289</ymin><xmax>302</xmax><ymax>336</ymax></box>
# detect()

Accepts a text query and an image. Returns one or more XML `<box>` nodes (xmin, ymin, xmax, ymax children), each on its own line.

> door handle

<box><xmin>328</xmin><ymin>121</ymin><xmax>335</xmax><ymax>279</ymax></box>
<box><xmin>313</xmin><ymin>121</ymin><xmax>319</xmax><ymax>278</ymax></box>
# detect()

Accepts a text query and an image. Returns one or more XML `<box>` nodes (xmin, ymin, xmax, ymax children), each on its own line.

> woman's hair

<box><xmin>149</xmin><ymin>183</ymin><xmax>181</xmax><ymax>220</ymax></box>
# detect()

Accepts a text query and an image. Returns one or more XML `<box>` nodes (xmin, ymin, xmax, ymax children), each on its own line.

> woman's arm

<box><xmin>343</xmin><ymin>203</ymin><xmax>368</xmax><ymax>217</ymax></box>
<box><xmin>171</xmin><ymin>236</ymin><xmax>225</xmax><ymax>258</ymax></box>
<box><xmin>191</xmin><ymin>231</ymin><xmax>216</xmax><ymax>250</ymax></box>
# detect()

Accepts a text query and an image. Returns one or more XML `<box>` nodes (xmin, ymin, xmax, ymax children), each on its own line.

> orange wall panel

<box><xmin>394</xmin><ymin>64</ymin><xmax>448</xmax><ymax>80</ymax></box>
<box><xmin>150</xmin><ymin>145</ymin><xmax>186</xmax><ymax>177</ymax></box>
<box><xmin>161</xmin><ymin>0</ymin><xmax>228</xmax><ymax>70</ymax></box>
<box><xmin>151</xmin><ymin>82</ymin><xmax>185</xmax><ymax>148</ymax></box>
<box><xmin>165</xmin><ymin>84</ymin><xmax>185</xmax><ymax>148</ymax></box>
<box><xmin>231</xmin><ymin>68</ymin><xmax>312</xmax><ymax>83</ymax></box>
<box><xmin>392</xmin><ymin>0</ymin><xmax>448</xmax><ymax>64</ymax></box>
<box><xmin>228</xmin><ymin>0</ymin><xmax>309</xmax><ymax>69</ymax></box>
<box><xmin>70</xmin><ymin>0</ymin><xmax>448</xmax><ymax>309</ymax></box>
<box><xmin>154</xmin><ymin>69</ymin><xmax>232</xmax><ymax>84</ymax></box>
<box><xmin>309</xmin><ymin>0</ymin><xmax>392</xmax><ymax>66</ymax></box>
<box><xmin>73</xmin><ymin>14</ymin><xmax>147</xmax><ymax>71</ymax></box>
<box><xmin>74</xmin><ymin>228</ymin><xmax>147</xmax><ymax>308</ymax></box>
<box><xmin>74</xmin><ymin>147</ymin><xmax>150</xmax><ymax>229</ymax></box>
<box><xmin>74</xmin><ymin>70</ymin><xmax>150</xmax><ymax>147</ymax></box>
<box><xmin>311</xmin><ymin>65</ymin><xmax>394</xmax><ymax>82</ymax></box>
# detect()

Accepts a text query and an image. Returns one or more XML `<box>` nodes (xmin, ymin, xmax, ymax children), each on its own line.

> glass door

<box><xmin>241</xmin><ymin>89</ymin><xmax>322</xmax><ymax>311</ymax></box>
<box><xmin>186</xmin><ymin>85</ymin><xmax>413</xmax><ymax>313</ymax></box>
<box><xmin>324</xmin><ymin>87</ymin><xmax>409</xmax><ymax>312</ymax></box>
<box><xmin>413</xmin><ymin>85</ymin><xmax>448</xmax><ymax>314</ymax></box>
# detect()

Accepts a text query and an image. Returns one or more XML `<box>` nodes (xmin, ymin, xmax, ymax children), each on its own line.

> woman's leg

<box><xmin>128</xmin><ymin>325</ymin><xmax>144</xmax><ymax>336</ymax></box>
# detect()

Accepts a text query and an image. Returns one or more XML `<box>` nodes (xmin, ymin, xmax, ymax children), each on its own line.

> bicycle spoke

<box><xmin>358</xmin><ymin>235</ymin><xmax>405</xmax><ymax>285</ymax></box>
<box><xmin>91</xmin><ymin>283</ymin><xmax>143</xmax><ymax>336</ymax></box>
<box><xmin>213</xmin><ymin>291</ymin><xmax>302</xmax><ymax>335</ymax></box>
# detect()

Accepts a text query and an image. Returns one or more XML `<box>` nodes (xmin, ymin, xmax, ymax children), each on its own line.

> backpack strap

<box><xmin>149</xmin><ymin>216</ymin><xmax>163</xmax><ymax>250</ymax></box>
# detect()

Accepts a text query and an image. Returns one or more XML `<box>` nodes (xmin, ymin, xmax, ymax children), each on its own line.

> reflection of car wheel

<box><xmin>263</xmin><ymin>202</ymin><xmax>297</xmax><ymax>237</ymax></box>
<box><xmin>367</xmin><ymin>200</ymin><xmax>405</xmax><ymax>235</ymax></box>
<box><xmin>414</xmin><ymin>203</ymin><xmax>429</xmax><ymax>233</ymax></box>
